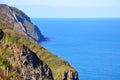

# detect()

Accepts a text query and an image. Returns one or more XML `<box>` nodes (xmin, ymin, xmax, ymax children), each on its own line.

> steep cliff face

<box><xmin>0</xmin><ymin>29</ymin><xmax>53</xmax><ymax>80</ymax></box>
<box><xmin>9</xmin><ymin>44</ymin><xmax>53</xmax><ymax>80</ymax></box>
<box><xmin>57</xmin><ymin>70</ymin><xmax>78</xmax><ymax>80</ymax></box>
<box><xmin>0</xmin><ymin>4</ymin><xmax>79</xmax><ymax>80</ymax></box>
<box><xmin>0</xmin><ymin>4</ymin><xmax>45</xmax><ymax>42</ymax></box>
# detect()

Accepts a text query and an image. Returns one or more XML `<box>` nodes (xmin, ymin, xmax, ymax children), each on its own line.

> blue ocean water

<box><xmin>32</xmin><ymin>18</ymin><xmax>120</xmax><ymax>80</ymax></box>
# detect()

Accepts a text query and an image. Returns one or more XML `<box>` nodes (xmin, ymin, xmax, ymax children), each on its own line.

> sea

<box><xmin>32</xmin><ymin>18</ymin><xmax>120</xmax><ymax>80</ymax></box>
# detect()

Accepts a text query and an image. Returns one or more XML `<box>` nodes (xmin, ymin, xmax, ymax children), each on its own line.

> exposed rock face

<box><xmin>62</xmin><ymin>70</ymin><xmax>78</xmax><ymax>80</ymax></box>
<box><xmin>0</xmin><ymin>29</ymin><xmax>4</xmax><ymax>40</ymax></box>
<box><xmin>0</xmin><ymin>4</ymin><xmax>45</xmax><ymax>42</ymax></box>
<box><xmin>0</xmin><ymin>4</ymin><xmax>79</xmax><ymax>80</ymax></box>
<box><xmin>57</xmin><ymin>70</ymin><xmax>78</xmax><ymax>80</ymax></box>
<box><xmin>9</xmin><ymin>45</ymin><xmax>54</xmax><ymax>80</ymax></box>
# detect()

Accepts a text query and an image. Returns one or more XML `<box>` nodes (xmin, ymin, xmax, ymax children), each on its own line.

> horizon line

<box><xmin>31</xmin><ymin>17</ymin><xmax>120</xmax><ymax>19</ymax></box>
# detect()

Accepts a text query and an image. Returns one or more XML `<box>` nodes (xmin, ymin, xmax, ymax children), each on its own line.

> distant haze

<box><xmin>1</xmin><ymin>0</ymin><xmax>120</xmax><ymax>18</ymax></box>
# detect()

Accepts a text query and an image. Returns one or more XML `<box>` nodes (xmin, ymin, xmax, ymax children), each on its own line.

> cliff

<box><xmin>0</xmin><ymin>4</ymin><xmax>78</xmax><ymax>80</ymax></box>
<box><xmin>0</xmin><ymin>4</ymin><xmax>45</xmax><ymax>42</ymax></box>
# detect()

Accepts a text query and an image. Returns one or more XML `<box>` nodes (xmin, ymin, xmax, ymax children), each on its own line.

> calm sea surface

<box><xmin>32</xmin><ymin>18</ymin><xmax>120</xmax><ymax>80</ymax></box>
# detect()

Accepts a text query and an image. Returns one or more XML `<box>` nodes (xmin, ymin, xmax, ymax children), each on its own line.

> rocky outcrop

<box><xmin>0</xmin><ymin>4</ymin><xmax>79</xmax><ymax>80</ymax></box>
<box><xmin>62</xmin><ymin>70</ymin><xmax>78</xmax><ymax>80</ymax></box>
<box><xmin>57</xmin><ymin>70</ymin><xmax>78</xmax><ymax>80</ymax></box>
<box><xmin>0</xmin><ymin>4</ymin><xmax>45</xmax><ymax>42</ymax></box>
<box><xmin>9</xmin><ymin>44</ymin><xmax>53</xmax><ymax>80</ymax></box>
<box><xmin>0</xmin><ymin>29</ymin><xmax>4</xmax><ymax>40</ymax></box>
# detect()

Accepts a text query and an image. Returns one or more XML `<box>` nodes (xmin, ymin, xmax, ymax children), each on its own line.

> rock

<box><xmin>58</xmin><ymin>70</ymin><xmax>79</xmax><ymax>80</ymax></box>
<box><xmin>10</xmin><ymin>45</ymin><xmax>54</xmax><ymax>80</ymax></box>
<box><xmin>0</xmin><ymin>4</ymin><xmax>45</xmax><ymax>42</ymax></box>
<box><xmin>0</xmin><ymin>4</ymin><xmax>79</xmax><ymax>80</ymax></box>
<box><xmin>0</xmin><ymin>29</ymin><xmax>4</xmax><ymax>40</ymax></box>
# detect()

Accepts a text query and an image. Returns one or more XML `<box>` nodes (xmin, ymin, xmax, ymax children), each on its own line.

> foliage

<box><xmin>0</xmin><ymin>20</ymin><xmax>76</xmax><ymax>79</ymax></box>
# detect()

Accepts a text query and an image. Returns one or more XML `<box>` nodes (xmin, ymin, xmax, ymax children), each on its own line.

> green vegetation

<box><xmin>0</xmin><ymin>56</ymin><xmax>10</xmax><ymax>69</ymax></box>
<box><xmin>0</xmin><ymin>57</ymin><xmax>19</xmax><ymax>80</ymax></box>
<box><xmin>0</xmin><ymin>19</ymin><xmax>76</xmax><ymax>79</ymax></box>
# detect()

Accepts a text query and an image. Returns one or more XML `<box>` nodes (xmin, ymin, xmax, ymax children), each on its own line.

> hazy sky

<box><xmin>1</xmin><ymin>0</ymin><xmax>120</xmax><ymax>18</ymax></box>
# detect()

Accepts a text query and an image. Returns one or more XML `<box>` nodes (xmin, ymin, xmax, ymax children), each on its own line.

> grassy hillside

<box><xmin>0</xmin><ymin>18</ymin><xmax>77</xmax><ymax>80</ymax></box>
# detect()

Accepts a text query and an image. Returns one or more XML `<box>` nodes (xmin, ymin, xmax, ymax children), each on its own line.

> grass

<box><xmin>0</xmin><ymin>56</ymin><xmax>10</xmax><ymax>69</ymax></box>
<box><xmin>0</xmin><ymin>19</ymin><xmax>77</xmax><ymax>79</ymax></box>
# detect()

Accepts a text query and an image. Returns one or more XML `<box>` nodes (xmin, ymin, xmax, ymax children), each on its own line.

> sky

<box><xmin>0</xmin><ymin>0</ymin><xmax>120</xmax><ymax>18</ymax></box>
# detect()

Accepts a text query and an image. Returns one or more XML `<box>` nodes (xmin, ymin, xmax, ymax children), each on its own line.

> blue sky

<box><xmin>1</xmin><ymin>0</ymin><xmax>120</xmax><ymax>18</ymax></box>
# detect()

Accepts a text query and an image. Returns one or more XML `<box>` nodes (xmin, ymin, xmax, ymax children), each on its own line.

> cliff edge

<box><xmin>0</xmin><ymin>4</ymin><xmax>79</xmax><ymax>80</ymax></box>
<box><xmin>0</xmin><ymin>4</ymin><xmax>45</xmax><ymax>42</ymax></box>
